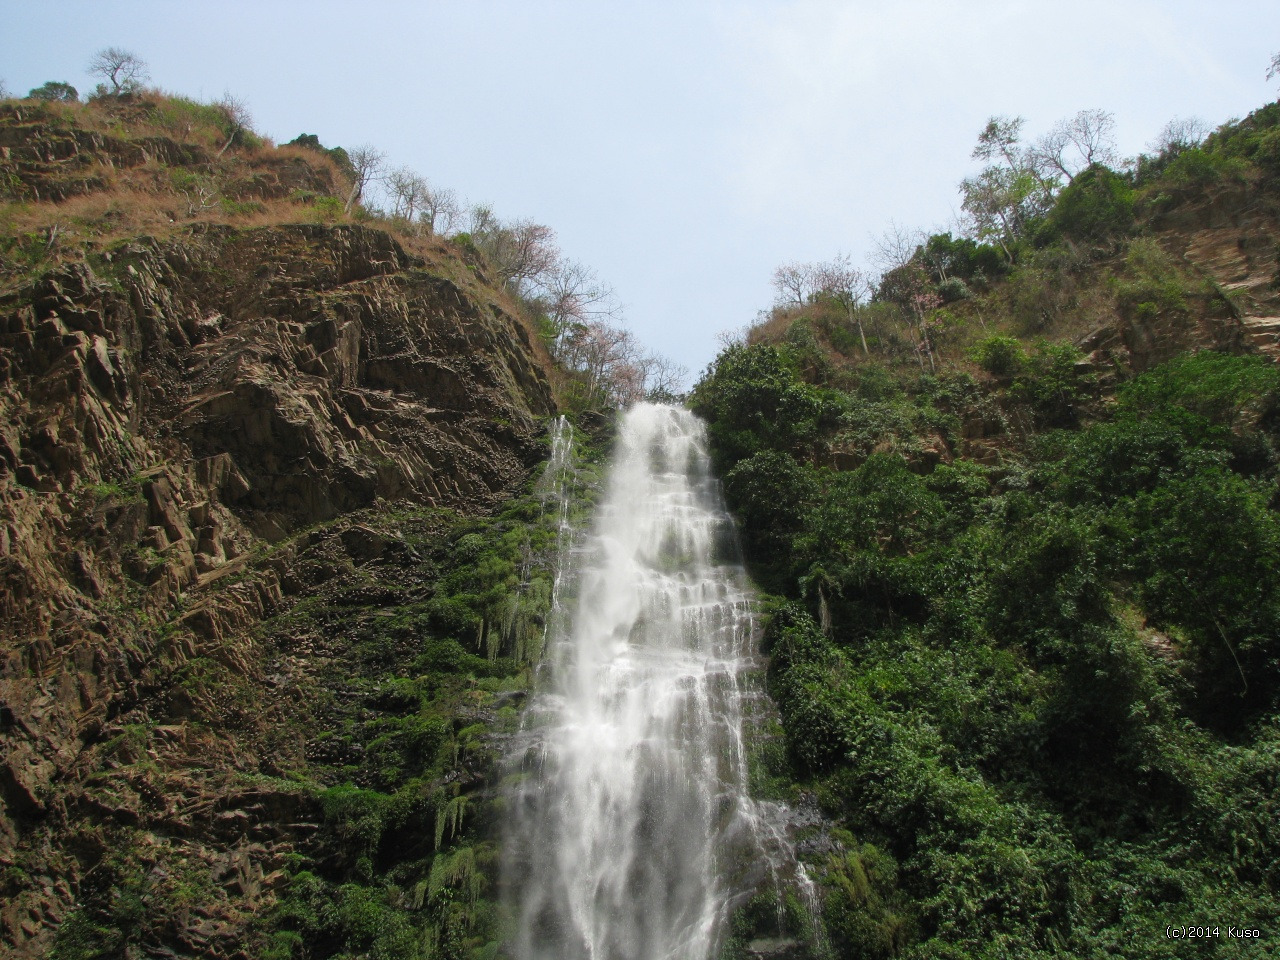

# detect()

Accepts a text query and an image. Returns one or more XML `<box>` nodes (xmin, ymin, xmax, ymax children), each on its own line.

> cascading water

<box><xmin>504</xmin><ymin>403</ymin><xmax>806</xmax><ymax>960</ymax></box>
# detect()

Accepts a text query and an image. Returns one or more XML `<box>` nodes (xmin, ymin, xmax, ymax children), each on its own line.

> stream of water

<box><xmin>504</xmin><ymin>404</ymin><xmax>805</xmax><ymax>960</ymax></box>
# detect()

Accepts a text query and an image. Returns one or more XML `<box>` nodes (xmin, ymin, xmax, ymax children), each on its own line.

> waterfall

<box><xmin>535</xmin><ymin>415</ymin><xmax>577</xmax><ymax>646</ymax></box>
<box><xmin>504</xmin><ymin>404</ymin><xmax>805</xmax><ymax>960</ymax></box>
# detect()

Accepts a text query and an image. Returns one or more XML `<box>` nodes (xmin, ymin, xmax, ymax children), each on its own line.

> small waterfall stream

<box><xmin>504</xmin><ymin>404</ymin><xmax>805</xmax><ymax>960</ymax></box>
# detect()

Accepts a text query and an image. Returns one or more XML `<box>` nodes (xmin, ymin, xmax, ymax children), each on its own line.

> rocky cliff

<box><xmin>0</xmin><ymin>98</ymin><xmax>561</xmax><ymax>955</ymax></box>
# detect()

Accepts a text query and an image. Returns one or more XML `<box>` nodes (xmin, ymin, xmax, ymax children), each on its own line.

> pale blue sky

<box><xmin>4</xmin><ymin>1</ymin><xmax>1278</xmax><ymax>376</ymax></box>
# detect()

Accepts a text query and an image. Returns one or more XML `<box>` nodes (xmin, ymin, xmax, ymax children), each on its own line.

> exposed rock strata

<box><xmin>0</xmin><ymin>219</ymin><xmax>554</xmax><ymax>954</ymax></box>
<box><xmin>1152</xmin><ymin>182</ymin><xmax>1280</xmax><ymax>361</ymax></box>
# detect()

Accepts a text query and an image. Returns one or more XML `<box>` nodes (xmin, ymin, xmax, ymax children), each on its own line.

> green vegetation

<box><xmin>694</xmin><ymin>95</ymin><xmax>1280</xmax><ymax>951</ymax></box>
<box><xmin>249</xmin><ymin>421</ymin><xmax>605</xmax><ymax>960</ymax></box>
<box><xmin>45</xmin><ymin>417</ymin><xmax>607</xmax><ymax>960</ymax></box>
<box><xmin>694</xmin><ymin>332</ymin><xmax>1280</xmax><ymax>957</ymax></box>
<box><xmin>28</xmin><ymin>81</ymin><xmax>79</xmax><ymax>102</ymax></box>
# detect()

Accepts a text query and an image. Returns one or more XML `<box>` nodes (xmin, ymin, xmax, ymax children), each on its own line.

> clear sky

<box><xmin>4</xmin><ymin>1</ymin><xmax>1278</xmax><ymax>378</ymax></box>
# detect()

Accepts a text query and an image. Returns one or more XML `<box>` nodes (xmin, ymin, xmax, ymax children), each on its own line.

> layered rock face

<box><xmin>0</xmin><ymin>217</ymin><xmax>555</xmax><ymax>953</ymax></box>
<box><xmin>1152</xmin><ymin>181</ymin><xmax>1280</xmax><ymax>361</ymax></box>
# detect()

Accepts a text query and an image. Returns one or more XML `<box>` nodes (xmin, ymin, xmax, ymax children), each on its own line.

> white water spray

<box><xmin>505</xmin><ymin>404</ymin><xmax>805</xmax><ymax>960</ymax></box>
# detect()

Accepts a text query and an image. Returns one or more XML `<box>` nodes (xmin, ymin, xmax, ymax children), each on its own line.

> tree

<box><xmin>960</xmin><ymin>167</ymin><xmax>1035</xmax><ymax>260</ymax></box>
<box><xmin>961</xmin><ymin>115</ymin><xmax>1058</xmax><ymax>260</ymax></box>
<box><xmin>538</xmin><ymin>259</ymin><xmax>620</xmax><ymax>353</ymax></box>
<box><xmin>0</xmin><ymin>80</ymin><xmax>9</xmax><ymax>100</ymax></box>
<box><xmin>973</xmin><ymin>116</ymin><xmax>1024</xmax><ymax>164</ymax></box>
<box><xmin>812</xmin><ymin>254</ymin><xmax>874</xmax><ymax>356</ymax></box>
<box><xmin>466</xmin><ymin>203</ymin><xmax>500</xmax><ymax>237</ymax></box>
<box><xmin>420</xmin><ymin>185</ymin><xmax>459</xmax><ymax>235</ymax></box>
<box><xmin>88</xmin><ymin>47</ymin><xmax>149</xmax><ymax>96</ymax></box>
<box><xmin>214</xmin><ymin>93</ymin><xmax>252</xmax><ymax>157</ymax></box>
<box><xmin>343</xmin><ymin>145</ymin><xmax>385</xmax><ymax>215</ymax></box>
<box><xmin>386</xmin><ymin>166</ymin><xmax>430</xmax><ymax>222</ymax></box>
<box><xmin>28</xmin><ymin>81</ymin><xmax>78</xmax><ymax>102</ymax></box>
<box><xmin>1268</xmin><ymin>51</ymin><xmax>1280</xmax><ymax>89</ymax></box>
<box><xmin>724</xmin><ymin>450</ymin><xmax>817</xmax><ymax>558</ymax></box>
<box><xmin>1031</xmin><ymin>109</ymin><xmax>1118</xmax><ymax>181</ymax></box>
<box><xmin>1148</xmin><ymin>116</ymin><xmax>1209</xmax><ymax>157</ymax></box>
<box><xmin>876</xmin><ymin>262</ymin><xmax>940</xmax><ymax>370</ymax></box>
<box><xmin>471</xmin><ymin>216</ymin><xmax>558</xmax><ymax>288</ymax></box>
<box><xmin>772</xmin><ymin>262</ymin><xmax>814</xmax><ymax>305</ymax></box>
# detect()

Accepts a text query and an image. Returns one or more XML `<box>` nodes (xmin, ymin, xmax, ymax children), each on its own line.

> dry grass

<box><xmin>268</xmin><ymin>143</ymin><xmax>349</xmax><ymax>191</ymax></box>
<box><xmin>746</xmin><ymin>303</ymin><xmax>804</xmax><ymax>346</ymax></box>
<box><xmin>1</xmin><ymin>184</ymin><xmax>334</xmax><ymax>247</ymax></box>
<box><xmin>1</xmin><ymin>90</ymin><xmax>559</xmax><ymax>386</ymax></box>
<box><xmin>0</xmin><ymin>90</ymin><xmax>355</xmax><ymax>272</ymax></box>
<box><xmin>742</xmin><ymin>243</ymin><xmax>1160</xmax><ymax>388</ymax></box>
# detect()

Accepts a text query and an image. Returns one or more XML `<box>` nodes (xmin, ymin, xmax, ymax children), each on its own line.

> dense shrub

<box><xmin>968</xmin><ymin>335</ymin><xmax>1026</xmax><ymax>376</ymax></box>
<box><xmin>724</xmin><ymin>450</ymin><xmax>818</xmax><ymax>561</ymax></box>
<box><xmin>936</xmin><ymin>276</ymin><xmax>972</xmax><ymax>303</ymax></box>
<box><xmin>1009</xmin><ymin>340</ymin><xmax>1092</xmax><ymax>428</ymax></box>
<box><xmin>922</xmin><ymin>232</ymin><xmax>1011</xmax><ymax>287</ymax></box>
<box><xmin>1037</xmin><ymin>164</ymin><xmax>1135</xmax><ymax>246</ymax></box>
<box><xmin>1158</xmin><ymin>146</ymin><xmax>1248</xmax><ymax>191</ymax></box>
<box><xmin>28</xmin><ymin>81</ymin><xmax>78</xmax><ymax>102</ymax></box>
<box><xmin>689</xmin><ymin>342</ymin><xmax>841</xmax><ymax>469</ymax></box>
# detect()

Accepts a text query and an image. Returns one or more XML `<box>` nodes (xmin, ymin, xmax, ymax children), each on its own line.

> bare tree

<box><xmin>1029</xmin><ymin>127</ymin><xmax>1070</xmax><ymax>185</ymax></box>
<box><xmin>1032</xmin><ymin>109</ymin><xmax>1118</xmax><ymax>180</ymax></box>
<box><xmin>343</xmin><ymin>145</ymin><xmax>385</xmax><ymax>215</ymax></box>
<box><xmin>214</xmin><ymin>93</ymin><xmax>252</xmax><ymax>157</ymax></box>
<box><xmin>639</xmin><ymin>352</ymin><xmax>688</xmax><ymax>402</ymax></box>
<box><xmin>88</xmin><ymin>47</ymin><xmax>149</xmax><ymax>95</ymax></box>
<box><xmin>385</xmin><ymin>166</ymin><xmax>430</xmax><ymax>222</ymax></box>
<box><xmin>538</xmin><ymin>259</ymin><xmax>620</xmax><ymax>352</ymax></box>
<box><xmin>716</xmin><ymin>324</ymin><xmax>752</xmax><ymax>350</ymax></box>
<box><xmin>870</xmin><ymin>220</ymin><xmax>925</xmax><ymax>275</ymax></box>
<box><xmin>1149</xmin><ymin>116</ymin><xmax>1209</xmax><ymax>156</ymax></box>
<box><xmin>175</xmin><ymin>171</ymin><xmax>221</xmax><ymax>217</ymax></box>
<box><xmin>1066</xmin><ymin>110</ymin><xmax>1117</xmax><ymax>168</ymax></box>
<box><xmin>771</xmin><ymin>262</ymin><xmax>814</xmax><ymax>305</ymax></box>
<box><xmin>506</xmin><ymin>221</ymin><xmax>559</xmax><ymax>286</ymax></box>
<box><xmin>771</xmin><ymin>254</ymin><xmax>875</xmax><ymax>355</ymax></box>
<box><xmin>472</xmin><ymin>217</ymin><xmax>558</xmax><ymax>288</ymax></box>
<box><xmin>1268</xmin><ymin>51</ymin><xmax>1280</xmax><ymax>87</ymax></box>
<box><xmin>561</xmin><ymin>320</ymin><xmax>643</xmax><ymax>405</ymax></box>
<box><xmin>420</xmin><ymin>186</ymin><xmax>460</xmax><ymax>235</ymax></box>
<box><xmin>0</xmin><ymin>80</ymin><xmax>9</xmax><ymax>100</ymax></box>
<box><xmin>811</xmin><ymin>253</ymin><xmax>874</xmax><ymax>356</ymax></box>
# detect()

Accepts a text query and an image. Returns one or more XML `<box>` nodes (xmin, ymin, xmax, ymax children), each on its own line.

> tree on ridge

<box><xmin>214</xmin><ymin>93</ymin><xmax>252</xmax><ymax>157</ymax></box>
<box><xmin>344</xmin><ymin>145</ymin><xmax>385</xmax><ymax>215</ymax></box>
<box><xmin>88</xmin><ymin>47</ymin><xmax>149</xmax><ymax>96</ymax></box>
<box><xmin>29</xmin><ymin>81</ymin><xmax>79</xmax><ymax>102</ymax></box>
